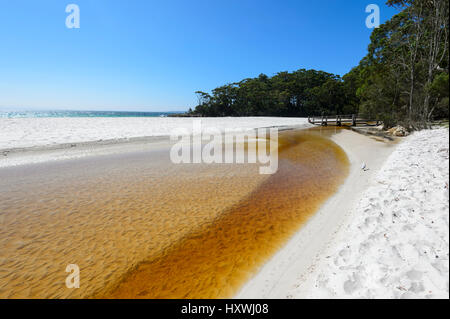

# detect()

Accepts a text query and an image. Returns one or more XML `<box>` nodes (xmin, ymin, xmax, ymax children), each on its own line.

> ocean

<box><xmin>0</xmin><ymin>110</ymin><xmax>181</xmax><ymax>118</ymax></box>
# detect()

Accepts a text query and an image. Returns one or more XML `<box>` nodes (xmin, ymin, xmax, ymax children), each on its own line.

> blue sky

<box><xmin>0</xmin><ymin>1</ymin><xmax>399</xmax><ymax>111</ymax></box>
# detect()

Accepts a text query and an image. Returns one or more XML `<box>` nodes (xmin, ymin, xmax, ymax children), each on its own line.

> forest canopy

<box><xmin>189</xmin><ymin>0</ymin><xmax>449</xmax><ymax>129</ymax></box>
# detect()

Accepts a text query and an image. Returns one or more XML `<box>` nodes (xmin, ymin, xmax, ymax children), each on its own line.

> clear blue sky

<box><xmin>0</xmin><ymin>0</ymin><xmax>399</xmax><ymax>111</ymax></box>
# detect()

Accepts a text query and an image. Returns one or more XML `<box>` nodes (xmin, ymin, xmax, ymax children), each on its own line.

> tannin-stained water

<box><xmin>0</xmin><ymin>128</ymin><xmax>349</xmax><ymax>299</ymax></box>
<box><xmin>100</xmin><ymin>128</ymin><xmax>349</xmax><ymax>298</ymax></box>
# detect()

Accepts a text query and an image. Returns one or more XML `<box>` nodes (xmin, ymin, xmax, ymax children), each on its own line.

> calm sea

<box><xmin>0</xmin><ymin>110</ymin><xmax>182</xmax><ymax>118</ymax></box>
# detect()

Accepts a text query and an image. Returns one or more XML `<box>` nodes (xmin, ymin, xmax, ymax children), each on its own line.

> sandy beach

<box><xmin>298</xmin><ymin>128</ymin><xmax>449</xmax><ymax>299</ymax></box>
<box><xmin>0</xmin><ymin>117</ymin><xmax>310</xmax><ymax>168</ymax></box>
<box><xmin>235</xmin><ymin>127</ymin><xmax>397</xmax><ymax>297</ymax></box>
<box><xmin>1</xmin><ymin>117</ymin><xmax>326</xmax><ymax>298</ymax></box>
<box><xmin>0</xmin><ymin>117</ymin><xmax>448</xmax><ymax>299</ymax></box>
<box><xmin>0</xmin><ymin>117</ymin><xmax>310</xmax><ymax>150</ymax></box>
<box><xmin>236</xmin><ymin>127</ymin><xmax>449</xmax><ymax>299</ymax></box>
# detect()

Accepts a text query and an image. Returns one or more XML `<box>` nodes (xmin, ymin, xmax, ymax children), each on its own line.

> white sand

<box><xmin>298</xmin><ymin>128</ymin><xmax>449</xmax><ymax>299</ymax></box>
<box><xmin>235</xmin><ymin>128</ymin><xmax>396</xmax><ymax>298</ymax></box>
<box><xmin>3</xmin><ymin>116</ymin><xmax>447</xmax><ymax>299</ymax></box>
<box><xmin>0</xmin><ymin>117</ymin><xmax>309</xmax><ymax>150</ymax></box>
<box><xmin>236</xmin><ymin>128</ymin><xmax>449</xmax><ymax>299</ymax></box>
<box><xmin>0</xmin><ymin>117</ymin><xmax>310</xmax><ymax>168</ymax></box>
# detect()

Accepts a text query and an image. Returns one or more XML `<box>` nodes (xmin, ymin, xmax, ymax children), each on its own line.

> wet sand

<box><xmin>235</xmin><ymin>128</ymin><xmax>396</xmax><ymax>298</ymax></box>
<box><xmin>0</xmin><ymin>128</ymin><xmax>349</xmax><ymax>298</ymax></box>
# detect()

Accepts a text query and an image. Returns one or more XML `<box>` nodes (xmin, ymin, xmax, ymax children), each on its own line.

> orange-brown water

<box><xmin>0</xmin><ymin>128</ymin><xmax>349</xmax><ymax>299</ymax></box>
<box><xmin>100</xmin><ymin>128</ymin><xmax>349</xmax><ymax>298</ymax></box>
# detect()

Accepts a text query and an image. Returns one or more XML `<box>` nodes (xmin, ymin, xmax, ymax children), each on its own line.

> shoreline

<box><xmin>0</xmin><ymin>123</ymin><xmax>346</xmax><ymax>298</ymax></box>
<box><xmin>235</xmin><ymin>128</ymin><xmax>397</xmax><ymax>298</ymax></box>
<box><xmin>98</xmin><ymin>127</ymin><xmax>350</xmax><ymax>298</ymax></box>
<box><xmin>4</xmin><ymin>117</ymin><xmax>445</xmax><ymax>298</ymax></box>
<box><xmin>299</xmin><ymin>128</ymin><xmax>449</xmax><ymax>299</ymax></box>
<box><xmin>235</xmin><ymin>127</ymin><xmax>449</xmax><ymax>299</ymax></box>
<box><xmin>0</xmin><ymin>117</ymin><xmax>311</xmax><ymax>168</ymax></box>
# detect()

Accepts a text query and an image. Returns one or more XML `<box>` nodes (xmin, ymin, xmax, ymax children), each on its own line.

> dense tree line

<box><xmin>356</xmin><ymin>0</ymin><xmax>449</xmax><ymax>129</ymax></box>
<box><xmin>191</xmin><ymin>70</ymin><xmax>358</xmax><ymax>117</ymax></box>
<box><xmin>189</xmin><ymin>0</ymin><xmax>449</xmax><ymax>129</ymax></box>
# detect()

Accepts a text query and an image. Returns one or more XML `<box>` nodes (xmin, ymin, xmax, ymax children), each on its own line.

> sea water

<box><xmin>0</xmin><ymin>110</ymin><xmax>179</xmax><ymax>118</ymax></box>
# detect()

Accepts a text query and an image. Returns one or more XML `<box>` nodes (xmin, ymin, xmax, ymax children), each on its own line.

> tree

<box><xmin>356</xmin><ymin>0</ymin><xmax>448</xmax><ymax>128</ymax></box>
<box><xmin>189</xmin><ymin>0</ymin><xmax>449</xmax><ymax>128</ymax></box>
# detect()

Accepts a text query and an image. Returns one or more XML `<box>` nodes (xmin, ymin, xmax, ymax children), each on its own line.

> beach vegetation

<box><xmin>189</xmin><ymin>0</ymin><xmax>449</xmax><ymax>130</ymax></box>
